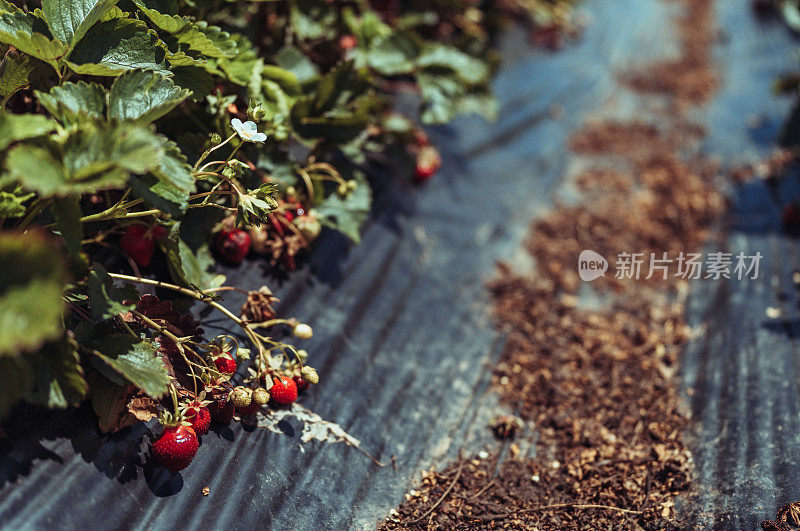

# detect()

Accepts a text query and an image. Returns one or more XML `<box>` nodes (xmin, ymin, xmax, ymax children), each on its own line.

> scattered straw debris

<box><xmin>624</xmin><ymin>0</ymin><xmax>718</xmax><ymax>108</ymax></box>
<box><xmin>762</xmin><ymin>502</ymin><xmax>800</xmax><ymax>530</ymax></box>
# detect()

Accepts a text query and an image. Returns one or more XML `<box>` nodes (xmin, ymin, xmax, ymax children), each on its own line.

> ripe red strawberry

<box><xmin>276</xmin><ymin>200</ymin><xmax>298</xmax><ymax>223</ymax></box>
<box><xmin>215</xmin><ymin>228</ymin><xmax>251</xmax><ymax>264</ymax></box>
<box><xmin>214</xmin><ymin>353</ymin><xmax>237</xmax><ymax>374</ymax></box>
<box><xmin>270</xmin><ymin>376</ymin><xmax>298</xmax><ymax>405</ymax></box>
<box><xmin>414</xmin><ymin>162</ymin><xmax>437</xmax><ymax>182</ymax></box>
<box><xmin>237</xmin><ymin>401</ymin><xmax>261</xmax><ymax>417</ymax></box>
<box><xmin>544</xmin><ymin>29</ymin><xmax>564</xmax><ymax>51</ymax></box>
<box><xmin>293</xmin><ymin>375</ymin><xmax>310</xmax><ymax>393</ymax></box>
<box><xmin>152</xmin><ymin>425</ymin><xmax>199</xmax><ymax>472</ymax></box>
<box><xmin>208</xmin><ymin>396</ymin><xmax>235</xmax><ymax>424</ymax></box>
<box><xmin>414</xmin><ymin>146</ymin><xmax>442</xmax><ymax>183</ymax></box>
<box><xmin>184</xmin><ymin>402</ymin><xmax>211</xmax><ymax>435</ymax></box>
<box><xmin>120</xmin><ymin>225</ymin><xmax>156</xmax><ymax>267</ymax></box>
<box><xmin>339</xmin><ymin>34</ymin><xmax>357</xmax><ymax>50</ymax></box>
<box><xmin>782</xmin><ymin>203</ymin><xmax>800</xmax><ymax>233</ymax></box>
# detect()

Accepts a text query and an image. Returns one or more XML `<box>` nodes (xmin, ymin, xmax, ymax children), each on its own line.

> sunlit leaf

<box><xmin>0</xmin><ymin>230</ymin><xmax>67</xmax><ymax>357</ymax></box>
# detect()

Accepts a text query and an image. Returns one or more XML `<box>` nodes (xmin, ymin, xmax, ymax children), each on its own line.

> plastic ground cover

<box><xmin>0</xmin><ymin>0</ymin><xmax>798</xmax><ymax>529</ymax></box>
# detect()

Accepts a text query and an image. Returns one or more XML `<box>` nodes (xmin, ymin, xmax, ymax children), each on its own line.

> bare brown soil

<box><xmin>382</xmin><ymin>0</ymin><xmax>726</xmax><ymax>529</ymax></box>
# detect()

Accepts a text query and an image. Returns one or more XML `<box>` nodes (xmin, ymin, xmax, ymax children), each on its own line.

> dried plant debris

<box><xmin>383</xmin><ymin>454</ymin><xmax>688</xmax><ymax>530</ymax></box>
<box><xmin>762</xmin><ymin>502</ymin><xmax>800</xmax><ymax>530</ymax></box>
<box><xmin>240</xmin><ymin>286</ymin><xmax>279</xmax><ymax>323</ymax></box>
<box><xmin>624</xmin><ymin>0</ymin><xmax>718</xmax><ymax>108</ymax></box>
<box><xmin>383</xmin><ymin>0</ymin><xmax>725</xmax><ymax>528</ymax></box>
<box><xmin>728</xmin><ymin>149</ymin><xmax>797</xmax><ymax>184</ymax></box>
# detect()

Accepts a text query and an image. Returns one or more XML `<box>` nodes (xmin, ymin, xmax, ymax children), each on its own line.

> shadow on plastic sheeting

<box><xmin>0</xmin><ymin>404</ymin><xmax>154</xmax><ymax>488</ymax></box>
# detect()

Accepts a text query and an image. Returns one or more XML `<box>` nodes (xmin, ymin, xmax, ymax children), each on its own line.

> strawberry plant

<box><xmin>0</xmin><ymin>0</ymin><xmax>581</xmax><ymax>473</ymax></box>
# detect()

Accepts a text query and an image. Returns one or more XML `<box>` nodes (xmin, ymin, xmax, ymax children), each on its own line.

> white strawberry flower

<box><xmin>231</xmin><ymin>118</ymin><xmax>267</xmax><ymax>143</ymax></box>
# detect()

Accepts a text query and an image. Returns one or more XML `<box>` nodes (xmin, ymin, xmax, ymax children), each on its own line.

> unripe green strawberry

<box><xmin>294</xmin><ymin>214</ymin><xmax>322</xmax><ymax>243</ymax></box>
<box><xmin>252</xmin><ymin>388</ymin><xmax>270</xmax><ymax>405</ymax></box>
<box><xmin>293</xmin><ymin>323</ymin><xmax>313</xmax><ymax>340</ymax></box>
<box><xmin>231</xmin><ymin>386</ymin><xmax>252</xmax><ymax>408</ymax></box>
<box><xmin>300</xmin><ymin>366</ymin><xmax>319</xmax><ymax>385</ymax></box>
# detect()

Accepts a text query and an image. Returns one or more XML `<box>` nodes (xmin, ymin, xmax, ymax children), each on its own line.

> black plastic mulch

<box><xmin>682</xmin><ymin>2</ymin><xmax>800</xmax><ymax>529</ymax></box>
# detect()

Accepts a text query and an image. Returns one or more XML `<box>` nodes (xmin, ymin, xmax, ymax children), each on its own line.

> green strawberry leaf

<box><xmin>417</xmin><ymin>43</ymin><xmax>490</xmax><ymax>85</ymax></box>
<box><xmin>289</xmin><ymin>0</ymin><xmax>337</xmax><ymax>40</ymax></box>
<box><xmin>133</xmin><ymin>0</ymin><xmax>236</xmax><ymax>59</ymax></box>
<box><xmin>314</xmin><ymin>170</ymin><xmax>371</xmax><ymax>243</ymax></box>
<box><xmin>129</xmin><ymin>138</ymin><xmax>194</xmax><ymax>215</ymax></box>
<box><xmin>86</xmin><ymin>369</ymin><xmax>129</xmax><ymax>432</ymax></box>
<box><xmin>151</xmin><ymin>138</ymin><xmax>194</xmax><ymax>193</ymax></box>
<box><xmin>1</xmin><ymin>144</ymin><xmax>71</xmax><ymax>196</ymax></box>
<box><xmin>0</xmin><ymin>230</ymin><xmax>67</xmax><ymax>357</ymax></box>
<box><xmin>0</xmin><ymin>52</ymin><xmax>53</xmax><ymax>101</ymax></box>
<box><xmin>417</xmin><ymin>72</ymin><xmax>465</xmax><ymax>125</ymax></box>
<box><xmin>128</xmin><ymin>174</ymin><xmax>185</xmax><ymax>215</ymax></box>
<box><xmin>0</xmin><ymin>111</ymin><xmax>55</xmax><ymax>151</ymax></box>
<box><xmin>62</xmin><ymin>120</ymin><xmax>165</xmax><ymax>178</ymax></box>
<box><xmin>87</xmin><ymin>263</ymin><xmax>136</xmax><ymax>319</ymax></box>
<box><xmin>161</xmin><ymin>222</ymin><xmax>225</xmax><ymax>291</ymax></box>
<box><xmin>2</xmin><ymin>121</ymin><xmax>165</xmax><ymax>196</ymax></box>
<box><xmin>216</xmin><ymin>33</ymin><xmax>258</xmax><ymax>85</ymax></box>
<box><xmin>192</xmin><ymin>20</ymin><xmax>237</xmax><ymax>58</ymax></box>
<box><xmin>366</xmin><ymin>32</ymin><xmax>419</xmax><ymax>75</ymax></box>
<box><xmin>41</xmin><ymin>0</ymin><xmax>119</xmax><ymax>47</ymax></box>
<box><xmin>0</xmin><ymin>357</ymin><xmax>32</xmax><ymax>418</ymax></box>
<box><xmin>79</xmin><ymin>323</ymin><xmax>170</xmax><ymax>398</ymax></box>
<box><xmin>36</xmin><ymin>81</ymin><xmax>107</xmax><ymax>123</ymax></box>
<box><xmin>170</xmin><ymin>65</ymin><xmax>213</xmax><ymax>101</ymax></box>
<box><xmin>342</xmin><ymin>7</ymin><xmax>391</xmax><ymax>44</ymax></box>
<box><xmin>51</xmin><ymin>197</ymin><xmax>83</xmax><ymax>256</ymax></box>
<box><xmin>291</xmin><ymin>61</ymin><xmax>373</xmax><ymax>143</ymax></box>
<box><xmin>0</xmin><ymin>186</ymin><xmax>35</xmax><ymax>218</ymax></box>
<box><xmin>0</xmin><ymin>7</ymin><xmax>68</xmax><ymax>71</ymax></box>
<box><xmin>66</xmin><ymin>17</ymin><xmax>169</xmax><ymax>76</ymax></box>
<box><xmin>275</xmin><ymin>46</ymin><xmax>318</xmax><ymax>85</ymax></box>
<box><xmin>108</xmin><ymin>69</ymin><xmax>191</xmax><ymax>123</ymax></box>
<box><xmin>26</xmin><ymin>334</ymin><xmax>87</xmax><ymax>409</ymax></box>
